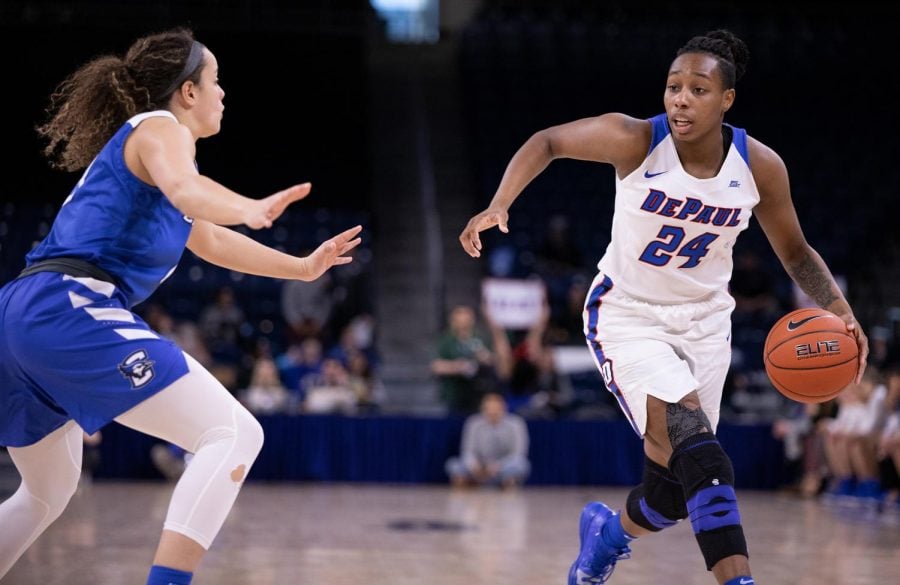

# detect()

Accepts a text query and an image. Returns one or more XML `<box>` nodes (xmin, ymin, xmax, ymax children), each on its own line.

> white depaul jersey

<box><xmin>597</xmin><ymin>113</ymin><xmax>760</xmax><ymax>304</ymax></box>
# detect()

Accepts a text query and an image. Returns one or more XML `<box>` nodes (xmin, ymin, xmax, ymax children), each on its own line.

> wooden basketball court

<box><xmin>5</xmin><ymin>481</ymin><xmax>898</xmax><ymax>584</ymax></box>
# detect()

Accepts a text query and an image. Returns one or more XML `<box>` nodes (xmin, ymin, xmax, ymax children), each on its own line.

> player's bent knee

<box><xmin>669</xmin><ymin>432</ymin><xmax>735</xmax><ymax>491</ymax></box>
<box><xmin>626</xmin><ymin>487</ymin><xmax>679</xmax><ymax>532</ymax></box>
<box><xmin>235</xmin><ymin>406</ymin><xmax>264</xmax><ymax>459</ymax></box>
<box><xmin>626</xmin><ymin>457</ymin><xmax>686</xmax><ymax>532</ymax></box>
<box><xmin>669</xmin><ymin>433</ymin><xmax>748</xmax><ymax>570</ymax></box>
<box><xmin>192</xmin><ymin>405</ymin><xmax>263</xmax><ymax>479</ymax></box>
<box><xmin>23</xmin><ymin>467</ymin><xmax>79</xmax><ymax>521</ymax></box>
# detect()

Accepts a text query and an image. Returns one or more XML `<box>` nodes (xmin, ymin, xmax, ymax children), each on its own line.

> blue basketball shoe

<box><xmin>568</xmin><ymin>501</ymin><xmax>631</xmax><ymax>584</ymax></box>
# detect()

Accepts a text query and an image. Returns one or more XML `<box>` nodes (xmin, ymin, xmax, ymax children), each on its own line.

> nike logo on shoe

<box><xmin>787</xmin><ymin>315</ymin><xmax>825</xmax><ymax>331</ymax></box>
<box><xmin>644</xmin><ymin>170</ymin><xmax>667</xmax><ymax>178</ymax></box>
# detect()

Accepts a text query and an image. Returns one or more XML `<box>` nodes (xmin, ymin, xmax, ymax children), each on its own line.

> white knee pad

<box><xmin>192</xmin><ymin>405</ymin><xmax>265</xmax><ymax>468</ymax></box>
<box><xmin>163</xmin><ymin>402</ymin><xmax>264</xmax><ymax>549</ymax></box>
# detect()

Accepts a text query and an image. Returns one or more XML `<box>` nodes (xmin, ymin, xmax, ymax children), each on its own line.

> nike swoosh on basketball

<box><xmin>644</xmin><ymin>170</ymin><xmax>667</xmax><ymax>178</ymax></box>
<box><xmin>787</xmin><ymin>315</ymin><xmax>825</xmax><ymax>331</ymax></box>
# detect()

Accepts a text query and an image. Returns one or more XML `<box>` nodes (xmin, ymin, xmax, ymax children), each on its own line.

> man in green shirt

<box><xmin>431</xmin><ymin>305</ymin><xmax>496</xmax><ymax>414</ymax></box>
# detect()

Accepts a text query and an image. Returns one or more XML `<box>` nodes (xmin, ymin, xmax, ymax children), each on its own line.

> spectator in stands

<box><xmin>821</xmin><ymin>368</ymin><xmax>887</xmax><ymax>503</ymax></box>
<box><xmin>488</xmin><ymin>300</ymin><xmax>562</xmax><ymax>417</ymax></box>
<box><xmin>327</xmin><ymin>313</ymin><xmax>378</xmax><ymax>367</ymax></box>
<box><xmin>445</xmin><ymin>393</ymin><xmax>530</xmax><ymax>489</ymax></box>
<box><xmin>431</xmin><ymin>305</ymin><xmax>498</xmax><ymax>415</ymax></box>
<box><xmin>346</xmin><ymin>350</ymin><xmax>384</xmax><ymax>414</ymax></box>
<box><xmin>275</xmin><ymin>337</ymin><xmax>324</xmax><ymax>408</ymax></box>
<box><xmin>303</xmin><ymin>358</ymin><xmax>357</xmax><ymax>415</ymax></box>
<box><xmin>772</xmin><ymin>400</ymin><xmax>838</xmax><ymax>498</ymax></box>
<box><xmin>240</xmin><ymin>357</ymin><xmax>289</xmax><ymax>415</ymax></box>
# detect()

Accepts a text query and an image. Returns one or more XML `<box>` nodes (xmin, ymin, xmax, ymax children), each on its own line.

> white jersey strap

<box><xmin>127</xmin><ymin>110</ymin><xmax>178</xmax><ymax>128</ymax></box>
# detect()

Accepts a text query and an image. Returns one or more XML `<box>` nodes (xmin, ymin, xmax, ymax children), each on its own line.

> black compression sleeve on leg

<box><xmin>625</xmin><ymin>457</ymin><xmax>686</xmax><ymax>531</ymax></box>
<box><xmin>669</xmin><ymin>432</ymin><xmax>748</xmax><ymax>570</ymax></box>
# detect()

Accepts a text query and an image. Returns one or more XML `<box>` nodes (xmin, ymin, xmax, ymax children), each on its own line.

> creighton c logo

<box><xmin>118</xmin><ymin>349</ymin><xmax>156</xmax><ymax>388</ymax></box>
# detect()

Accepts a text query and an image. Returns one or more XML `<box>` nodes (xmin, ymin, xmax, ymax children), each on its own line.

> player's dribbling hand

<box><xmin>837</xmin><ymin>312</ymin><xmax>869</xmax><ymax>384</ymax></box>
<box><xmin>459</xmin><ymin>208</ymin><xmax>509</xmax><ymax>258</ymax></box>
<box><xmin>245</xmin><ymin>182</ymin><xmax>313</xmax><ymax>229</ymax></box>
<box><xmin>301</xmin><ymin>225</ymin><xmax>363</xmax><ymax>281</ymax></box>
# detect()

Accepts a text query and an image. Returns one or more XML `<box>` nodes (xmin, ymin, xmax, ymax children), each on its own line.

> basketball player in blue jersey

<box><xmin>460</xmin><ymin>30</ymin><xmax>869</xmax><ymax>585</ymax></box>
<box><xmin>0</xmin><ymin>29</ymin><xmax>361</xmax><ymax>585</ymax></box>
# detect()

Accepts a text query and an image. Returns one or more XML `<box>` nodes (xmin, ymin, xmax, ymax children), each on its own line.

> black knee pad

<box><xmin>626</xmin><ymin>457</ymin><xmax>686</xmax><ymax>532</ymax></box>
<box><xmin>669</xmin><ymin>432</ymin><xmax>748</xmax><ymax>570</ymax></box>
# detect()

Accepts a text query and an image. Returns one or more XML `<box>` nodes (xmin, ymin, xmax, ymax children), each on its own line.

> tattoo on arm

<box><xmin>785</xmin><ymin>253</ymin><xmax>839</xmax><ymax>308</ymax></box>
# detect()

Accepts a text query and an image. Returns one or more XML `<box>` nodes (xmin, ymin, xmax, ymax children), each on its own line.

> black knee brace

<box><xmin>625</xmin><ymin>457</ymin><xmax>686</xmax><ymax>532</ymax></box>
<box><xmin>669</xmin><ymin>432</ymin><xmax>748</xmax><ymax>570</ymax></box>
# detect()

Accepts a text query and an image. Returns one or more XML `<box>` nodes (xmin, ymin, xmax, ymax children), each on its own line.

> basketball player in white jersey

<box><xmin>0</xmin><ymin>29</ymin><xmax>361</xmax><ymax>585</ymax></box>
<box><xmin>460</xmin><ymin>30</ymin><xmax>868</xmax><ymax>585</ymax></box>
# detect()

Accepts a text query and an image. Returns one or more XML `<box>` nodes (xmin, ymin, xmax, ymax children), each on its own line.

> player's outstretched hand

<box><xmin>459</xmin><ymin>208</ymin><xmax>509</xmax><ymax>258</ymax></box>
<box><xmin>245</xmin><ymin>182</ymin><xmax>312</xmax><ymax>229</ymax></box>
<box><xmin>303</xmin><ymin>225</ymin><xmax>363</xmax><ymax>281</ymax></box>
<box><xmin>837</xmin><ymin>312</ymin><xmax>869</xmax><ymax>384</ymax></box>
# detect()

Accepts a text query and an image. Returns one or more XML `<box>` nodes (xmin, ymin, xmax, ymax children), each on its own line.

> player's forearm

<box><xmin>167</xmin><ymin>175</ymin><xmax>252</xmax><ymax>226</ymax></box>
<box><xmin>782</xmin><ymin>246</ymin><xmax>850</xmax><ymax>315</ymax></box>
<box><xmin>488</xmin><ymin>132</ymin><xmax>555</xmax><ymax>211</ymax></box>
<box><xmin>193</xmin><ymin>225</ymin><xmax>311</xmax><ymax>280</ymax></box>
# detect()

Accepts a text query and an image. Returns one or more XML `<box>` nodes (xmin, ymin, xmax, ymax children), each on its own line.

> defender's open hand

<box><xmin>303</xmin><ymin>225</ymin><xmax>363</xmax><ymax>281</ymax></box>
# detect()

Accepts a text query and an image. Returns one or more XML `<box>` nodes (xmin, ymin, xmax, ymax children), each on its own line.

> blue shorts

<box><xmin>0</xmin><ymin>272</ymin><xmax>189</xmax><ymax>447</ymax></box>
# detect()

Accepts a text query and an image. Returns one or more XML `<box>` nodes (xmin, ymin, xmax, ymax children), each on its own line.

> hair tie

<box><xmin>161</xmin><ymin>40</ymin><xmax>205</xmax><ymax>99</ymax></box>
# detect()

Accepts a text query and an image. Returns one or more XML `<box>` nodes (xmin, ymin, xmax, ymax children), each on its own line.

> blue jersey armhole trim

<box><xmin>727</xmin><ymin>124</ymin><xmax>750</xmax><ymax>168</ymax></box>
<box><xmin>648</xmin><ymin>113</ymin><xmax>670</xmax><ymax>155</ymax></box>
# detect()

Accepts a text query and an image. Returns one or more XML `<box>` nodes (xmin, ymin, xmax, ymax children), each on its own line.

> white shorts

<box><xmin>582</xmin><ymin>272</ymin><xmax>735</xmax><ymax>436</ymax></box>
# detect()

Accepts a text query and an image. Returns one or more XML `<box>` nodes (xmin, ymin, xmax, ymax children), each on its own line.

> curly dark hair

<box><xmin>676</xmin><ymin>29</ymin><xmax>750</xmax><ymax>89</ymax></box>
<box><xmin>36</xmin><ymin>27</ymin><xmax>204</xmax><ymax>171</ymax></box>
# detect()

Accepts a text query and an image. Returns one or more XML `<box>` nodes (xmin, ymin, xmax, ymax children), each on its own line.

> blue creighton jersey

<box><xmin>27</xmin><ymin>110</ymin><xmax>193</xmax><ymax>307</ymax></box>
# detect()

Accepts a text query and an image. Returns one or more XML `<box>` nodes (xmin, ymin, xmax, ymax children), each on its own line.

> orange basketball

<box><xmin>763</xmin><ymin>308</ymin><xmax>858</xmax><ymax>403</ymax></box>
